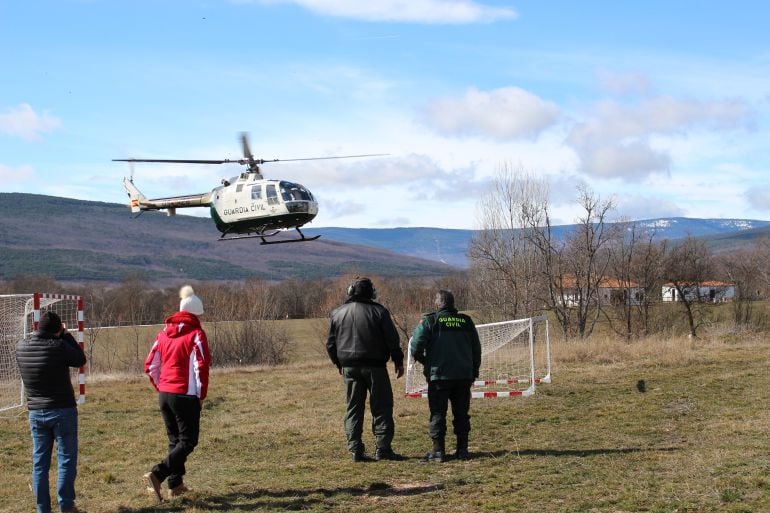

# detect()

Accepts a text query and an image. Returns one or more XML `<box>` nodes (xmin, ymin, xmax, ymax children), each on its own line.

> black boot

<box><xmin>352</xmin><ymin>444</ymin><xmax>374</xmax><ymax>462</ymax></box>
<box><xmin>454</xmin><ymin>435</ymin><xmax>470</xmax><ymax>460</ymax></box>
<box><xmin>375</xmin><ymin>447</ymin><xmax>405</xmax><ymax>461</ymax></box>
<box><xmin>426</xmin><ymin>439</ymin><xmax>445</xmax><ymax>463</ymax></box>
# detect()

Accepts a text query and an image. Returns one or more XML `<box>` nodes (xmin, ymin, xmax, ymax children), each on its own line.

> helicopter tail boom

<box><xmin>122</xmin><ymin>177</ymin><xmax>211</xmax><ymax>215</ymax></box>
<box><xmin>123</xmin><ymin>177</ymin><xmax>147</xmax><ymax>213</ymax></box>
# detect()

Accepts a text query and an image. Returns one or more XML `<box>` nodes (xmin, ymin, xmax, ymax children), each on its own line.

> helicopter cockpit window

<box><xmin>279</xmin><ymin>181</ymin><xmax>313</xmax><ymax>202</ymax></box>
<box><xmin>251</xmin><ymin>185</ymin><xmax>263</xmax><ymax>200</ymax></box>
<box><xmin>266</xmin><ymin>184</ymin><xmax>279</xmax><ymax>205</ymax></box>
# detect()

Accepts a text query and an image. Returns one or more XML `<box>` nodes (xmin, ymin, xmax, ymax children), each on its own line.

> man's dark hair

<box><xmin>435</xmin><ymin>289</ymin><xmax>455</xmax><ymax>310</ymax></box>
<box><xmin>38</xmin><ymin>311</ymin><xmax>63</xmax><ymax>335</ymax></box>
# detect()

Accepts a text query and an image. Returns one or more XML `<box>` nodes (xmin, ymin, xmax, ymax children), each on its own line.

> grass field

<box><xmin>2</xmin><ymin>321</ymin><xmax>770</xmax><ymax>513</ymax></box>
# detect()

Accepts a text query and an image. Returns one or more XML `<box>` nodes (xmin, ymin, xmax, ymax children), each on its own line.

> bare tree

<box><xmin>468</xmin><ymin>165</ymin><xmax>548</xmax><ymax>321</ymax></box>
<box><xmin>78</xmin><ymin>285</ymin><xmax>119</xmax><ymax>374</ymax></box>
<box><xmin>271</xmin><ymin>278</ymin><xmax>331</xmax><ymax>319</ymax></box>
<box><xmin>561</xmin><ymin>186</ymin><xmax>618</xmax><ymax>338</ymax></box>
<box><xmin>377</xmin><ymin>276</ymin><xmax>433</xmax><ymax>342</ymax></box>
<box><xmin>630</xmin><ymin>237</ymin><xmax>666</xmax><ymax>336</ymax></box>
<box><xmin>717</xmin><ymin>237</ymin><xmax>770</xmax><ymax>328</ymax></box>
<box><xmin>202</xmin><ymin>280</ymin><xmax>291</xmax><ymax>366</ymax></box>
<box><xmin>6</xmin><ymin>274</ymin><xmax>61</xmax><ymax>294</ymax></box>
<box><xmin>661</xmin><ymin>236</ymin><xmax>714</xmax><ymax>338</ymax></box>
<box><xmin>519</xmin><ymin>185</ymin><xmax>617</xmax><ymax>339</ymax></box>
<box><xmin>605</xmin><ymin>222</ymin><xmax>664</xmax><ymax>340</ymax></box>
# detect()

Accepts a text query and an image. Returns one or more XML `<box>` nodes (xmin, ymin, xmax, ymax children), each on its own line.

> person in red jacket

<box><xmin>143</xmin><ymin>285</ymin><xmax>210</xmax><ymax>501</ymax></box>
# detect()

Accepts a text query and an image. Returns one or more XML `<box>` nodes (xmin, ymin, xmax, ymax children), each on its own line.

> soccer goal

<box><xmin>0</xmin><ymin>293</ymin><xmax>85</xmax><ymax>412</ymax></box>
<box><xmin>405</xmin><ymin>315</ymin><xmax>551</xmax><ymax>399</ymax></box>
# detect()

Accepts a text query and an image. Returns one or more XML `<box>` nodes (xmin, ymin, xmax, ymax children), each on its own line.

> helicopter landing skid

<box><xmin>217</xmin><ymin>227</ymin><xmax>321</xmax><ymax>244</ymax></box>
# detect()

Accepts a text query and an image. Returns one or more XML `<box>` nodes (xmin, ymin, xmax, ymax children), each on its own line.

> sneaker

<box><xmin>375</xmin><ymin>448</ymin><xmax>405</xmax><ymax>461</ymax></box>
<box><xmin>425</xmin><ymin>451</ymin><xmax>445</xmax><ymax>463</ymax></box>
<box><xmin>168</xmin><ymin>484</ymin><xmax>191</xmax><ymax>498</ymax></box>
<box><xmin>144</xmin><ymin>472</ymin><xmax>163</xmax><ymax>502</ymax></box>
<box><xmin>352</xmin><ymin>451</ymin><xmax>375</xmax><ymax>462</ymax></box>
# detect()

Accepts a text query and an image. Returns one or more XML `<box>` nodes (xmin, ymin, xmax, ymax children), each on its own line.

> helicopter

<box><xmin>115</xmin><ymin>134</ymin><xmax>382</xmax><ymax>244</ymax></box>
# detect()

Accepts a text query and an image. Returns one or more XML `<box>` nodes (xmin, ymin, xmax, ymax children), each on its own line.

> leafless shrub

<box><xmin>208</xmin><ymin>320</ymin><xmax>290</xmax><ymax>366</ymax></box>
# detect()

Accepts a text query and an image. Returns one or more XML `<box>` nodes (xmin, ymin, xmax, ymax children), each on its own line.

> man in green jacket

<box><xmin>410</xmin><ymin>290</ymin><xmax>481</xmax><ymax>462</ymax></box>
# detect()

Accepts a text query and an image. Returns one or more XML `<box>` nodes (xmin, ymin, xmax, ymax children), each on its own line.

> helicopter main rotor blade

<box><xmin>113</xmin><ymin>158</ymin><xmax>243</xmax><ymax>165</ymax></box>
<box><xmin>241</xmin><ymin>133</ymin><xmax>254</xmax><ymax>161</ymax></box>
<box><xmin>113</xmin><ymin>153</ymin><xmax>389</xmax><ymax>165</ymax></box>
<box><xmin>240</xmin><ymin>133</ymin><xmax>260</xmax><ymax>174</ymax></box>
<box><xmin>269</xmin><ymin>153</ymin><xmax>389</xmax><ymax>163</ymax></box>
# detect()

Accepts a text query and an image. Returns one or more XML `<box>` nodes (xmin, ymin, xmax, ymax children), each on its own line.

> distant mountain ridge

<box><xmin>0</xmin><ymin>193</ymin><xmax>455</xmax><ymax>284</ymax></box>
<box><xmin>1</xmin><ymin>193</ymin><xmax>767</xmax><ymax>282</ymax></box>
<box><xmin>304</xmin><ymin>217</ymin><xmax>770</xmax><ymax>267</ymax></box>
<box><xmin>631</xmin><ymin>217</ymin><xmax>770</xmax><ymax>238</ymax></box>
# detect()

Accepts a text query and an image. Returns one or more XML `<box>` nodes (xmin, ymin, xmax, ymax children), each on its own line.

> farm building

<box><xmin>559</xmin><ymin>276</ymin><xmax>645</xmax><ymax>307</ymax></box>
<box><xmin>661</xmin><ymin>281</ymin><xmax>736</xmax><ymax>303</ymax></box>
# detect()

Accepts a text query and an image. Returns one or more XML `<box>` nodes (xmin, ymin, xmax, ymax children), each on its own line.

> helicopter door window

<box><xmin>251</xmin><ymin>185</ymin><xmax>263</xmax><ymax>201</ymax></box>
<box><xmin>266</xmin><ymin>184</ymin><xmax>279</xmax><ymax>205</ymax></box>
<box><xmin>236</xmin><ymin>184</ymin><xmax>244</xmax><ymax>193</ymax></box>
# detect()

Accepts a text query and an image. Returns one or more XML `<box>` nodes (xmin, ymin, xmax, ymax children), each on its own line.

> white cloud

<box><xmin>580</xmin><ymin>142</ymin><xmax>670</xmax><ymax>181</ymax></box>
<box><xmin>597</xmin><ymin>70</ymin><xmax>652</xmax><ymax>97</ymax></box>
<box><xmin>0</xmin><ymin>104</ymin><xmax>61</xmax><ymax>140</ymax></box>
<box><xmin>614</xmin><ymin>194</ymin><xmax>687</xmax><ymax>221</ymax></box>
<box><xmin>546</xmin><ymin>173</ymin><xmax>586</xmax><ymax>207</ymax></box>
<box><xmin>566</xmin><ymin>95</ymin><xmax>754</xmax><ymax>180</ymax></box>
<box><xmin>286</xmin><ymin>63</ymin><xmax>398</xmax><ymax>101</ymax></box>
<box><xmin>375</xmin><ymin>216</ymin><xmax>411</xmax><ymax>226</ymax></box>
<box><xmin>746</xmin><ymin>186</ymin><xmax>770</xmax><ymax>211</ymax></box>
<box><xmin>299</xmin><ymin>153</ymin><xmax>447</xmax><ymax>188</ymax></box>
<box><xmin>0</xmin><ymin>164</ymin><xmax>36</xmax><ymax>184</ymax></box>
<box><xmin>239</xmin><ymin>0</ymin><xmax>517</xmax><ymax>23</ymax></box>
<box><xmin>321</xmin><ymin>198</ymin><xmax>367</xmax><ymax>218</ymax></box>
<box><xmin>422</xmin><ymin>86</ymin><xmax>560</xmax><ymax>139</ymax></box>
<box><xmin>570</xmin><ymin>97</ymin><xmax>752</xmax><ymax>144</ymax></box>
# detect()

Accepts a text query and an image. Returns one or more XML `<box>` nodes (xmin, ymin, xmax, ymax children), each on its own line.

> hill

<box><xmin>302</xmin><ymin>226</ymin><xmax>473</xmax><ymax>267</ymax></box>
<box><xmin>698</xmin><ymin>223</ymin><xmax>770</xmax><ymax>252</ymax></box>
<box><xmin>2</xmin><ymin>193</ymin><xmax>768</xmax><ymax>283</ymax></box>
<box><xmin>305</xmin><ymin>216</ymin><xmax>770</xmax><ymax>266</ymax></box>
<box><xmin>0</xmin><ymin>193</ymin><xmax>455</xmax><ymax>284</ymax></box>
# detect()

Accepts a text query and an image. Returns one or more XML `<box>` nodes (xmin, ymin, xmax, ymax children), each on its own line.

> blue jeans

<box><xmin>28</xmin><ymin>407</ymin><xmax>78</xmax><ymax>513</ymax></box>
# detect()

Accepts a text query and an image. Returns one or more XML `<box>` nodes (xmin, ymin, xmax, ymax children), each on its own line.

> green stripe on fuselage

<box><xmin>209</xmin><ymin>206</ymin><xmax>316</xmax><ymax>234</ymax></box>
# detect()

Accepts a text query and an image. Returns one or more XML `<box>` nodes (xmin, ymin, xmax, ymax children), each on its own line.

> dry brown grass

<box><xmin>2</xmin><ymin>320</ymin><xmax>770</xmax><ymax>513</ymax></box>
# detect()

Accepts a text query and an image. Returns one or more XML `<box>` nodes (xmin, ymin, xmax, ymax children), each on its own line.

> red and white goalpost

<box><xmin>0</xmin><ymin>293</ymin><xmax>85</xmax><ymax>412</ymax></box>
<box><xmin>405</xmin><ymin>314</ymin><xmax>551</xmax><ymax>399</ymax></box>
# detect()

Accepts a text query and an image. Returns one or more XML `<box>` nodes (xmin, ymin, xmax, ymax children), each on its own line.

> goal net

<box><xmin>0</xmin><ymin>293</ymin><xmax>85</xmax><ymax>412</ymax></box>
<box><xmin>405</xmin><ymin>315</ymin><xmax>551</xmax><ymax>399</ymax></box>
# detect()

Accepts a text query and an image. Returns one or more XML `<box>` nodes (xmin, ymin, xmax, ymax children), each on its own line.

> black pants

<box><xmin>342</xmin><ymin>366</ymin><xmax>395</xmax><ymax>454</ymax></box>
<box><xmin>152</xmin><ymin>392</ymin><xmax>201</xmax><ymax>489</ymax></box>
<box><xmin>427</xmin><ymin>380</ymin><xmax>472</xmax><ymax>442</ymax></box>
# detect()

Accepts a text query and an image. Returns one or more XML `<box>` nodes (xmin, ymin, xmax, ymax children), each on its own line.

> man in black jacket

<box><xmin>16</xmin><ymin>311</ymin><xmax>87</xmax><ymax>513</ymax></box>
<box><xmin>327</xmin><ymin>277</ymin><xmax>405</xmax><ymax>462</ymax></box>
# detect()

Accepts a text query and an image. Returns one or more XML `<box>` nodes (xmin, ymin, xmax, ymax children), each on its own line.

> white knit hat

<box><xmin>179</xmin><ymin>285</ymin><xmax>204</xmax><ymax>315</ymax></box>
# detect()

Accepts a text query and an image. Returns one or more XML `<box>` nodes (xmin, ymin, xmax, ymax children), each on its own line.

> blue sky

<box><xmin>1</xmin><ymin>0</ymin><xmax>769</xmax><ymax>229</ymax></box>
